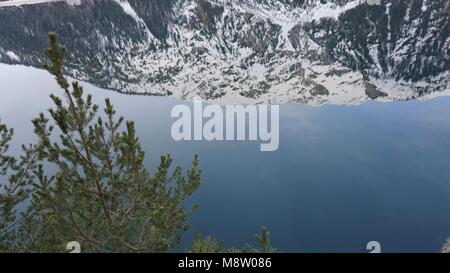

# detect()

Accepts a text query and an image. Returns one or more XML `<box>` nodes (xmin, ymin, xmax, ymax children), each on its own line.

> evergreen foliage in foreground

<box><xmin>190</xmin><ymin>227</ymin><xmax>277</xmax><ymax>253</ymax></box>
<box><xmin>0</xmin><ymin>33</ymin><xmax>201</xmax><ymax>253</ymax></box>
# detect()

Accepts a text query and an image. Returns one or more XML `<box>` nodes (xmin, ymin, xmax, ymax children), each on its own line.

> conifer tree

<box><xmin>0</xmin><ymin>33</ymin><xmax>201</xmax><ymax>253</ymax></box>
<box><xmin>190</xmin><ymin>227</ymin><xmax>277</xmax><ymax>253</ymax></box>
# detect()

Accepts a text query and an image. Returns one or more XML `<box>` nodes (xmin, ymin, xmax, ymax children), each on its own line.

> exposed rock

<box><xmin>365</xmin><ymin>81</ymin><xmax>388</xmax><ymax>100</ymax></box>
<box><xmin>441</xmin><ymin>238</ymin><xmax>450</xmax><ymax>254</ymax></box>
<box><xmin>311</xmin><ymin>84</ymin><xmax>330</xmax><ymax>96</ymax></box>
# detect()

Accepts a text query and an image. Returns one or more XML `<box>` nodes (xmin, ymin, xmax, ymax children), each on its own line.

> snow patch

<box><xmin>6</xmin><ymin>51</ymin><xmax>20</xmax><ymax>61</ymax></box>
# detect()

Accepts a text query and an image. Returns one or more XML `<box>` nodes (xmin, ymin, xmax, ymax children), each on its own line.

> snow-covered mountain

<box><xmin>0</xmin><ymin>0</ymin><xmax>448</xmax><ymax>105</ymax></box>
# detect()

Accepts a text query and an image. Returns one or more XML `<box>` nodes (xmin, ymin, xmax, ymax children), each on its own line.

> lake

<box><xmin>1</xmin><ymin>63</ymin><xmax>450</xmax><ymax>253</ymax></box>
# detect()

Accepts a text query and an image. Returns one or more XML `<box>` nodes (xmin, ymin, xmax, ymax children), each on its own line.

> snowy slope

<box><xmin>0</xmin><ymin>0</ymin><xmax>72</xmax><ymax>7</ymax></box>
<box><xmin>0</xmin><ymin>0</ymin><xmax>448</xmax><ymax>105</ymax></box>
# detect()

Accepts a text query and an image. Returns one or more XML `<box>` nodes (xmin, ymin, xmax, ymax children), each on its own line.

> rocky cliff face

<box><xmin>0</xmin><ymin>0</ymin><xmax>448</xmax><ymax>105</ymax></box>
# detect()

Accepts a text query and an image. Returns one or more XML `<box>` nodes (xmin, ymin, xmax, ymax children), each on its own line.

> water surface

<box><xmin>1</xmin><ymin>64</ymin><xmax>450</xmax><ymax>253</ymax></box>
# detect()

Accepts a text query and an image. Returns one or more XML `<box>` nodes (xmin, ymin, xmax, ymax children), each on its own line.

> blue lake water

<box><xmin>1</xmin><ymin>64</ymin><xmax>450</xmax><ymax>253</ymax></box>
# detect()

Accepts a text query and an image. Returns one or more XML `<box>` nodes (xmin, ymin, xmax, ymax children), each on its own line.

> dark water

<box><xmin>2</xmin><ymin>64</ymin><xmax>450</xmax><ymax>253</ymax></box>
